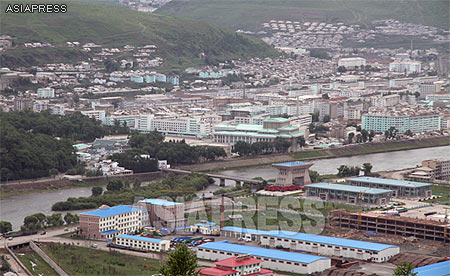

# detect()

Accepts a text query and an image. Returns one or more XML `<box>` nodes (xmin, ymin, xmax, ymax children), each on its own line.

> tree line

<box><xmin>0</xmin><ymin>111</ymin><xmax>126</xmax><ymax>181</ymax></box>
<box><xmin>232</xmin><ymin>137</ymin><xmax>304</xmax><ymax>156</ymax></box>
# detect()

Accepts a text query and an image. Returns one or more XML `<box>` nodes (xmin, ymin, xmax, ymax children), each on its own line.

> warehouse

<box><xmin>196</xmin><ymin>241</ymin><xmax>331</xmax><ymax>274</ymax></box>
<box><xmin>346</xmin><ymin>177</ymin><xmax>432</xmax><ymax>197</ymax></box>
<box><xmin>221</xmin><ymin>227</ymin><xmax>399</xmax><ymax>262</ymax></box>
<box><xmin>114</xmin><ymin>234</ymin><xmax>170</xmax><ymax>252</ymax></box>
<box><xmin>412</xmin><ymin>260</ymin><xmax>450</xmax><ymax>276</ymax></box>
<box><xmin>305</xmin><ymin>183</ymin><xmax>392</xmax><ymax>205</ymax></box>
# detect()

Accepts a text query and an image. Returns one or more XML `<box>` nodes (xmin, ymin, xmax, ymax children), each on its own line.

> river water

<box><xmin>1</xmin><ymin>145</ymin><xmax>449</xmax><ymax>230</ymax></box>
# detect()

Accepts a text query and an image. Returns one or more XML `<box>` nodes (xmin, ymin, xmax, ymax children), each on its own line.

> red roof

<box><xmin>214</xmin><ymin>256</ymin><xmax>263</xmax><ymax>268</ymax></box>
<box><xmin>246</xmin><ymin>268</ymin><xmax>275</xmax><ymax>276</ymax></box>
<box><xmin>200</xmin><ymin>267</ymin><xmax>237</xmax><ymax>276</ymax></box>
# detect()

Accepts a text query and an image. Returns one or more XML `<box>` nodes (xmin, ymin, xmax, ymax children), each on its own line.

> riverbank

<box><xmin>179</xmin><ymin>136</ymin><xmax>450</xmax><ymax>172</ymax></box>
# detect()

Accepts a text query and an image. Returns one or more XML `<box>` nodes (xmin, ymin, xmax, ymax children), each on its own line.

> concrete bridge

<box><xmin>162</xmin><ymin>168</ymin><xmax>264</xmax><ymax>187</ymax></box>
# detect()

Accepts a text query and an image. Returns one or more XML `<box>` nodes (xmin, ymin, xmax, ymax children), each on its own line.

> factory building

<box><xmin>305</xmin><ymin>183</ymin><xmax>392</xmax><ymax>205</ymax></box>
<box><xmin>221</xmin><ymin>227</ymin><xmax>399</xmax><ymax>262</ymax></box>
<box><xmin>196</xmin><ymin>241</ymin><xmax>331</xmax><ymax>274</ymax></box>
<box><xmin>114</xmin><ymin>234</ymin><xmax>170</xmax><ymax>252</ymax></box>
<box><xmin>345</xmin><ymin>177</ymin><xmax>432</xmax><ymax>198</ymax></box>
<box><xmin>199</xmin><ymin>255</ymin><xmax>274</xmax><ymax>276</ymax></box>
<box><xmin>412</xmin><ymin>260</ymin><xmax>450</xmax><ymax>276</ymax></box>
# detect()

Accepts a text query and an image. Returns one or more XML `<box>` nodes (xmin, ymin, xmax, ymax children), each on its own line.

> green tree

<box><xmin>64</xmin><ymin>213</ymin><xmax>79</xmax><ymax>225</ymax></box>
<box><xmin>362</xmin><ymin>163</ymin><xmax>373</xmax><ymax>176</ymax></box>
<box><xmin>347</xmin><ymin>132</ymin><xmax>355</xmax><ymax>144</ymax></box>
<box><xmin>360</xmin><ymin>129</ymin><xmax>369</xmax><ymax>143</ymax></box>
<box><xmin>233</xmin><ymin>141</ymin><xmax>251</xmax><ymax>156</ymax></box>
<box><xmin>159</xmin><ymin>244</ymin><xmax>199</xmax><ymax>276</ymax></box>
<box><xmin>92</xmin><ymin>186</ymin><xmax>103</xmax><ymax>196</ymax></box>
<box><xmin>49</xmin><ymin>168</ymin><xmax>59</xmax><ymax>178</ymax></box>
<box><xmin>393</xmin><ymin>262</ymin><xmax>417</xmax><ymax>276</ymax></box>
<box><xmin>46</xmin><ymin>214</ymin><xmax>64</xmax><ymax>227</ymax></box>
<box><xmin>273</xmin><ymin>137</ymin><xmax>290</xmax><ymax>153</ymax></box>
<box><xmin>405</xmin><ymin>129</ymin><xmax>413</xmax><ymax>137</ymax></box>
<box><xmin>0</xmin><ymin>221</ymin><xmax>12</xmax><ymax>234</ymax></box>
<box><xmin>337</xmin><ymin>66</ymin><xmax>346</xmax><ymax>73</ymax></box>
<box><xmin>298</xmin><ymin>136</ymin><xmax>306</xmax><ymax>149</ymax></box>
<box><xmin>106</xmin><ymin>179</ymin><xmax>124</xmax><ymax>191</ymax></box>
<box><xmin>369</xmin><ymin>130</ymin><xmax>375</xmax><ymax>142</ymax></box>
<box><xmin>323</xmin><ymin>115</ymin><xmax>331</xmax><ymax>123</ymax></box>
<box><xmin>308</xmin><ymin>170</ymin><xmax>321</xmax><ymax>183</ymax></box>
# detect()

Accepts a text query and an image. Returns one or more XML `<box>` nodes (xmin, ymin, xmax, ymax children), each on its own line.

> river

<box><xmin>1</xmin><ymin>145</ymin><xmax>449</xmax><ymax>230</ymax></box>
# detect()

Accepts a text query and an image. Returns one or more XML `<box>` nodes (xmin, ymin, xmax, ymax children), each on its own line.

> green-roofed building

<box><xmin>213</xmin><ymin>117</ymin><xmax>305</xmax><ymax>151</ymax></box>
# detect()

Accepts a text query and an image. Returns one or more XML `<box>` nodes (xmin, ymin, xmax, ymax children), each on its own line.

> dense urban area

<box><xmin>0</xmin><ymin>1</ymin><xmax>449</xmax><ymax>276</ymax></box>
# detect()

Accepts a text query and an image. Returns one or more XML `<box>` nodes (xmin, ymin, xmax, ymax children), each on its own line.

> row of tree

<box><xmin>232</xmin><ymin>137</ymin><xmax>303</xmax><ymax>156</ymax></box>
<box><xmin>20</xmin><ymin>212</ymin><xmax>79</xmax><ymax>232</ymax></box>
<box><xmin>0</xmin><ymin>111</ymin><xmax>124</xmax><ymax>181</ymax></box>
<box><xmin>347</xmin><ymin>129</ymin><xmax>375</xmax><ymax>144</ymax></box>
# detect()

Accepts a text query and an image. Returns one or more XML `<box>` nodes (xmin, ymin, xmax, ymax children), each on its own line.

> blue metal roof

<box><xmin>101</xmin><ymin>229</ymin><xmax>119</xmax><ymax>235</ymax></box>
<box><xmin>117</xmin><ymin>234</ymin><xmax>165</xmax><ymax>243</ymax></box>
<box><xmin>139</xmin><ymin>198</ymin><xmax>182</xmax><ymax>206</ymax></box>
<box><xmin>305</xmin><ymin>183</ymin><xmax>392</xmax><ymax>195</ymax></box>
<box><xmin>81</xmin><ymin>205</ymin><xmax>140</xmax><ymax>218</ymax></box>
<box><xmin>221</xmin><ymin>227</ymin><xmax>397</xmax><ymax>252</ymax></box>
<box><xmin>413</xmin><ymin>260</ymin><xmax>450</xmax><ymax>276</ymax></box>
<box><xmin>198</xmin><ymin>241</ymin><xmax>328</xmax><ymax>264</ymax></box>
<box><xmin>347</xmin><ymin>177</ymin><xmax>431</xmax><ymax>188</ymax></box>
<box><xmin>273</xmin><ymin>161</ymin><xmax>313</xmax><ymax>167</ymax></box>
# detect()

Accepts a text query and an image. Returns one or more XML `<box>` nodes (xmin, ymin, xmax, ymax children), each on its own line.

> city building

<box><xmin>344</xmin><ymin>107</ymin><xmax>361</xmax><ymax>121</ymax></box>
<box><xmin>199</xmin><ymin>255</ymin><xmax>274</xmax><ymax>276</ymax></box>
<box><xmin>37</xmin><ymin>87</ymin><xmax>55</xmax><ymax>98</ymax></box>
<box><xmin>221</xmin><ymin>227</ymin><xmax>400</xmax><ymax>262</ymax></box>
<box><xmin>79</xmin><ymin>205</ymin><xmax>143</xmax><ymax>240</ymax></box>
<box><xmin>114</xmin><ymin>234</ymin><xmax>170</xmax><ymax>252</ymax></box>
<box><xmin>305</xmin><ymin>183</ymin><xmax>392</xmax><ymax>205</ymax></box>
<box><xmin>345</xmin><ymin>177</ymin><xmax>432</xmax><ymax>197</ymax></box>
<box><xmin>330</xmin><ymin>210</ymin><xmax>450</xmax><ymax>243</ymax></box>
<box><xmin>151</xmin><ymin>116</ymin><xmax>209</xmax><ymax>138</ymax></box>
<box><xmin>213</xmin><ymin>118</ymin><xmax>304</xmax><ymax>151</ymax></box>
<box><xmin>196</xmin><ymin>241</ymin><xmax>331</xmax><ymax>274</ymax></box>
<box><xmin>338</xmin><ymin>57</ymin><xmax>366</xmax><ymax>68</ymax></box>
<box><xmin>190</xmin><ymin>220</ymin><xmax>220</xmax><ymax>235</ymax></box>
<box><xmin>272</xmin><ymin>161</ymin><xmax>313</xmax><ymax>186</ymax></box>
<box><xmin>361</xmin><ymin>114</ymin><xmax>441</xmax><ymax>133</ymax></box>
<box><xmin>138</xmin><ymin>198</ymin><xmax>187</xmax><ymax>230</ymax></box>
<box><xmin>389</xmin><ymin>60</ymin><xmax>421</xmax><ymax>73</ymax></box>
<box><xmin>421</xmin><ymin>159</ymin><xmax>450</xmax><ymax>180</ymax></box>
<box><xmin>14</xmin><ymin>97</ymin><xmax>33</xmax><ymax>111</ymax></box>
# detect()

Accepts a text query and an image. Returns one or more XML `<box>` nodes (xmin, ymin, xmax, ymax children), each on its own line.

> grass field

<box><xmin>157</xmin><ymin>0</ymin><xmax>449</xmax><ymax>31</ymax></box>
<box><xmin>0</xmin><ymin>0</ymin><xmax>277</xmax><ymax>69</ymax></box>
<box><xmin>16</xmin><ymin>251</ymin><xmax>58</xmax><ymax>276</ymax></box>
<box><xmin>42</xmin><ymin>243</ymin><xmax>161</xmax><ymax>275</ymax></box>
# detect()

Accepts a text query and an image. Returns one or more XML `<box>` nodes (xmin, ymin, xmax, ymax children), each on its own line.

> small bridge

<box><xmin>162</xmin><ymin>168</ymin><xmax>264</xmax><ymax>187</ymax></box>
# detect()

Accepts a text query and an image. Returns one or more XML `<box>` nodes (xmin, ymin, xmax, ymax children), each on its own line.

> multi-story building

<box><xmin>344</xmin><ymin>107</ymin><xmax>361</xmax><ymax>121</ymax></box>
<box><xmin>81</xmin><ymin>110</ymin><xmax>106</xmax><ymax>124</ymax></box>
<box><xmin>150</xmin><ymin>117</ymin><xmax>209</xmax><ymax>138</ymax></box>
<box><xmin>79</xmin><ymin>205</ymin><xmax>143</xmax><ymax>240</ymax></box>
<box><xmin>114</xmin><ymin>234</ymin><xmax>170</xmax><ymax>252</ymax></box>
<box><xmin>199</xmin><ymin>255</ymin><xmax>274</xmax><ymax>276</ymax></box>
<box><xmin>196</xmin><ymin>241</ymin><xmax>331</xmax><ymax>274</ymax></box>
<box><xmin>338</xmin><ymin>57</ymin><xmax>366</xmax><ymax>68</ymax></box>
<box><xmin>422</xmin><ymin>159</ymin><xmax>450</xmax><ymax>180</ymax></box>
<box><xmin>345</xmin><ymin>177</ymin><xmax>432</xmax><ymax>197</ymax></box>
<box><xmin>362</xmin><ymin>113</ymin><xmax>441</xmax><ymax>133</ymax></box>
<box><xmin>273</xmin><ymin>161</ymin><xmax>313</xmax><ymax>186</ymax></box>
<box><xmin>14</xmin><ymin>97</ymin><xmax>33</xmax><ymax>111</ymax></box>
<box><xmin>213</xmin><ymin>118</ymin><xmax>304</xmax><ymax>150</ymax></box>
<box><xmin>305</xmin><ymin>183</ymin><xmax>392</xmax><ymax>205</ymax></box>
<box><xmin>221</xmin><ymin>227</ymin><xmax>400</xmax><ymax>263</ymax></box>
<box><xmin>137</xmin><ymin>198</ymin><xmax>186</xmax><ymax>230</ymax></box>
<box><xmin>37</xmin><ymin>87</ymin><xmax>55</xmax><ymax>98</ymax></box>
<box><xmin>389</xmin><ymin>60</ymin><xmax>421</xmax><ymax>73</ymax></box>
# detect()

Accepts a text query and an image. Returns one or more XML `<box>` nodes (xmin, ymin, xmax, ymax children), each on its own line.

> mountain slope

<box><xmin>156</xmin><ymin>0</ymin><xmax>449</xmax><ymax>31</ymax></box>
<box><xmin>0</xmin><ymin>0</ymin><xmax>278</xmax><ymax>69</ymax></box>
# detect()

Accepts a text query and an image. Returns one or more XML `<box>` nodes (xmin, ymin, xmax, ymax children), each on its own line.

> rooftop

<box><xmin>139</xmin><ymin>198</ymin><xmax>182</xmax><ymax>206</ymax></box>
<box><xmin>198</xmin><ymin>241</ymin><xmax>328</xmax><ymax>264</ymax></box>
<box><xmin>200</xmin><ymin>267</ymin><xmax>236</xmax><ymax>276</ymax></box>
<box><xmin>413</xmin><ymin>260</ymin><xmax>450</xmax><ymax>276</ymax></box>
<box><xmin>273</xmin><ymin>161</ymin><xmax>313</xmax><ymax>167</ymax></box>
<box><xmin>346</xmin><ymin>177</ymin><xmax>432</xmax><ymax>188</ymax></box>
<box><xmin>117</xmin><ymin>234</ymin><xmax>166</xmax><ymax>243</ymax></box>
<box><xmin>305</xmin><ymin>183</ymin><xmax>392</xmax><ymax>195</ymax></box>
<box><xmin>214</xmin><ymin>256</ymin><xmax>263</xmax><ymax>267</ymax></box>
<box><xmin>221</xmin><ymin>227</ymin><xmax>398</xmax><ymax>252</ymax></box>
<box><xmin>81</xmin><ymin>205</ymin><xmax>140</xmax><ymax>218</ymax></box>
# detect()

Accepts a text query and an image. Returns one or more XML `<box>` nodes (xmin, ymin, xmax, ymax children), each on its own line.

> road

<box><xmin>2</xmin><ymin>226</ymin><xmax>70</xmax><ymax>248</ymax></box>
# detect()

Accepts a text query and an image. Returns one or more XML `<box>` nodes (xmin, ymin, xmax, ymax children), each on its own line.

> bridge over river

<box><xmin>162</xmin><ymin>168</ymin><xmax>264</xmax><ymax>186</ymax></box>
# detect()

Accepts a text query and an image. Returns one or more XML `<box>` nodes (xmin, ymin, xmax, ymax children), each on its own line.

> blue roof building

<box><xmin>305</xmin><ymin>183</ymin><xmax>392</xmax><ymax>205</ymax></box>
<box><xmin>412</xmin><ymin>260</ymin><xmax>450</xmax><ymax>276</ymax></box>
<box><xmin>221</xmin><ymin>227</ymin><xmax>400</xmax><ymax>262</ymax></box>
<box><xmin>346</xmin><ymin>177</ymin><xmax>432</xmax><ymax>197</ymax></box>
<box><xmin>115</xmin><ymin>234</ymin><xmax>170</xmax><ymax>252</ymax></box>
<box><xmin>81</xmin><ymin>205</ymin><xmax>141</xmax><ymax>218</ymax></box>
<box><xmin>196</xmin><ymin>241</ymin><xmax>330</xmax><ymax>274</ymax></box>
